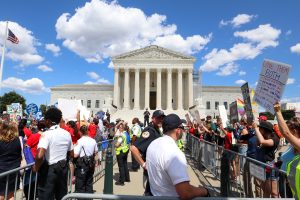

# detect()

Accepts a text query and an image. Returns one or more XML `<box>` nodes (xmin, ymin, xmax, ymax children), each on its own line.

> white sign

<box><xmin>57</xmin><ymin>99</ymin><xmax>87</xmax><ymax>121</ymax></box>
<box><xmin>296</xmin><ymin>103</ymin><xmax>300</xmax><ymax>118</ymax></box>
<box><xmin>218</xmin><ymin>105</ymin><xmax>228</xmax><ymax>128</ymax></box>
<box><xmin>254</xmin><ymin>59</ymin><xmax>291</xmax><ymax>114</ymax></box>
<box><xmin>6</xmin><ymin>103</ymin><xmax>23</xmax><ymax>121</ymax></box>
<box><xmin>249</xmin><ymin>162</ymin><xmax>266</xmax><ymax>181</ymax></box>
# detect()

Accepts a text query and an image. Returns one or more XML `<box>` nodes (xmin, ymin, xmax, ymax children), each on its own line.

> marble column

<box><xmin>167</xmin><ymin>68</ymin><xmax>172</xmax><ymax>110</ymax></box>
<box><xmin>123</xmin><ymin>68</ymin><xmax>130</xmax><ymax>109</ymax></box>
<box><xmin>156</xmin><ymin>68</ymin><xmax>162</xmax><ymax>109</ymax></box>
<box><xmin>145</xmin><ymin>68</ymin><xmax>150</xmax><ymax>109</ymax></box>
<box><xmin>177</xmin><ymin>68</ymin><xmax>183</xmax><ymax>110</ymax></box>
<box><xmin>188</xmin><ymin>68</ymin><xmax>194</xmax><ymax>107</ymax></box>
<box><xmin>113</xmin><ymin>67</ymin><xmax>120</xmax><ymax>108</ymax></box>
<box><xmin>134</xmin><ymin>68</ymin><xmax>140</xmax><ymax>109</ymax></box>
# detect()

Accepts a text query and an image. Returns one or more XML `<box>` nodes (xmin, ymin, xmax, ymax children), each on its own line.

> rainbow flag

<box><xmin>237</xmin><ymin>98</ymin><xmax>245</xmax><ymax>116</ymax></box>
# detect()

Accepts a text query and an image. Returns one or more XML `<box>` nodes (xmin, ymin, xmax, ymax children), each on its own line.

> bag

<box><xmin>23</xmin><ymin>145</ymin><xmax>35</xmax><ymax>164</ymax></box>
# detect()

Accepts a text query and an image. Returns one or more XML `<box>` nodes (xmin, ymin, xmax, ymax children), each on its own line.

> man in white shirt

<box><xmin>34</xmin><ymin>107</ymin><xmax>73</xmax><ymax>200</ymax></box>
<box><xmin>146</xmin><ymin>114</ymin><xmax>209</xmax><ymax>199</ymax></box>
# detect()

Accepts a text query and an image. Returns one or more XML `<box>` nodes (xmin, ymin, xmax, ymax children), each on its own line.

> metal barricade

<box><xmin>185</xmin><ymin>134</ymin><xmax>292</xmax><ymax>198</ymax></box>
<box><xmin>0</xmin><ymin>139</ymin><xmax>115</xmax><ymax>200</ymax></box>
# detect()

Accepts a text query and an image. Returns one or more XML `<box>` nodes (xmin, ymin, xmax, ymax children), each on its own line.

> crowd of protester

<box><xmin>0</xmin><ymin>103</ymin><xmax>300</xmax><ymax>199</ymax></box>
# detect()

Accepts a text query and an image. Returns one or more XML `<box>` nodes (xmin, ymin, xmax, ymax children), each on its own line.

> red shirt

<box><xmin>224</xmin><ymin>131</ymin><xmax>232</xmax><ymax>150</ymax></box>
<box><xmin>26</xmin><ymin>133</ymin><xmax>41</xmax><ymax>158</ymax></box>
<box><xmin>189</xmin><ymin>127</ymin><xmax>196</xmax><ymax>135</ymax></box>
<box><xmin>62</xmin><ymin>125</ymin><xmax>80</xmax><ymax>144</ymax></box>
<box><xmin>24</xmin><ymin>127</ymin><xmax>33</xmax><ymax>139</ymax></box>
<box><xmin>88</xmin><ymin>124</ymin><xmax>98</xmax><ymax>139</ymax></box>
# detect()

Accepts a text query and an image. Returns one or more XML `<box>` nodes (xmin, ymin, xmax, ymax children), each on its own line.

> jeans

<box><xmin>116</xmin><ymin>151</ymin><xmax>130</xmax><ymax>183</ymax></box>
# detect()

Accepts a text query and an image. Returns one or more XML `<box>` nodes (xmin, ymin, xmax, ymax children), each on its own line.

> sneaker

<box><xmin>115</xmin><ymin>181</ymin><xmax>124</xmax><ymax>186</ymax></box>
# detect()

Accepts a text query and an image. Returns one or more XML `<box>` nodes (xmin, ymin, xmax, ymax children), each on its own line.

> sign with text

<box><xmin>241</xmin><ymin>82</ymin><xmax>254</xmax><ymax>124</ymax></box>
<box><xmin>254</xmin><ymin>59</ymin><xmax>291</xmax><ymax>114</ymax></box>
<box><xmin>6</xmin><ymin>103</ymin><xmax>23</xmax><ymax>121</ymax></box>
<box><xmin>229</xmin><ymin>101</ymin><xmax>239</xmax><ymax>124</ymax></box>
<box><xmin>218</xmin><ymin>105</ymin><xmax>228</xmax><ymax>128</ymax></box>
<box><xmin>26</xmin><ymin>103</ymin><xmax>39</xmax><ymax>115</ymax></box>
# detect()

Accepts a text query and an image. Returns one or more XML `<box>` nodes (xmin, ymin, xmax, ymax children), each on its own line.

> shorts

<box><xmin>265</xmin><ymin>161</ymin><xmax>278</xmax><ymax>180</ymax></box>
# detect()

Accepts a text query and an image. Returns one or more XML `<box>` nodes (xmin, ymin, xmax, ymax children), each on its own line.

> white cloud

<box><xmin>287</xmin><ymin>78</ymin><xmax>295</xmax><ymax>85</ymax></box>
<box><xmin>1</xmin><ymin>77</ymin><xmax>49</xmax><ymax>94</ymax></box>
<box><xmin>0</xmin><ymin>21</ymin><xmax>44</xmax><ymax>66</ymax></box>
<box><xmin>216</xmin><ymin>63</ymin><xmax>238</xmax><ymax>76</ymax></box>
<box><xmin>220</xmin><ymin>14</ymin><xmax>255</xmax><ymax>28</ymax></box>
<box><xmin>108</xmin><ymin>61</ymin><xmax>114</xmax><ymax>69</ymax></box>
<box><xmin>45</xmin><ymin>43</ymin><xmax>61</xmax><ymax>56</ymax></box>
<box><xmin>281</xmin><ymin>97</ymin><xmax>300</xmax><ymax>103</ymax></box>
<box><xmin>87</xmin><ymin>72</ymin><xmax>100</xmax><ymax>80</ymax></box>
<box><xmin>200</xmin><ymin>24</ymin><xmax>281</xmax><ymax>72</ymax></box>
<box><xmin>84</xmin><ymin>81</ymin><xmax>94</xmax><ymax>85</ymax></box>
<box><xmin>86</xmin><ymin>71</ymin><xmax>110</xmax><ymax>84</ymax></box>
<box><xmin>286</xmin><ymin>30</ymin><xmax>292</xmax><ymax>36</ymax></box>
<box><xmin>235</xmin><ymin>79</ymin><xmax>246</xmax><ymax>85</ymax></box>
<box><xmin>239</xmin><ymin>71</ymin><xmax>246</xmax><ymax>76</ymax></box>
<box><xmin>55</xmin><ymin>0</ymin><xmax>211</xmax><ymax>63</ymax></box>
<box><xmin>37</xmin><ymin>65</ymin><xmax>53</xmax><ymax>72</ymax></box>
<box><xmin>290</xmin><ymin>43</ymin><xmax>300</xmax><ymax>54</ymax></box>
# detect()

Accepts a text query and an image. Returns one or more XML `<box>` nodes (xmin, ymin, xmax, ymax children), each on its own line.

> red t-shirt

<box><xmin>88</xmin><ymin>124</ymin><xmax>98</xmax><ymax>139</ymax></box>
<box><xmin>24</xmin><ymin>127</ymin><xmax>33</xmax><ymax>139</ymax></box>
<box><xmin>224</xmin><ymin>131</ymin><xmax>232</xmax><ymax>150</ymax></box>
<box><xmin>26</xmin><ymin>133</ymin><xmax>41</xmax><ymax>158</ymax></box>
<box><xmin>189</xmin><ymin>127</ymin><xmax>196</xmax><ymax>135</ymax></box>
<box><xmin>62</xmin><ymin>125</ymin><xmax>80</xmax><ymax>144</ymax></box>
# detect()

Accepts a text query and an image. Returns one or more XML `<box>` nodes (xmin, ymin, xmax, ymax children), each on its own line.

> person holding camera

<box><xmin>74</xmin><ymin>125</ymin><xmax>99</xmax><ymax>193</ymax></box>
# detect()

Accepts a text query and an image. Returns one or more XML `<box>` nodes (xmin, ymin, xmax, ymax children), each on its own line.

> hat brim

<box><xmin>258</xmin><ymin>125</ymin><xmax>273</xmax><ymax>132</ymax></box>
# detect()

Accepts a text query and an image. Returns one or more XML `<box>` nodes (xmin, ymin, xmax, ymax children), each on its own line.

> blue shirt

<box><xmin>280</xmin><ymin>146</ymin><xmax>297</xmax><ymax>171</ymax></box>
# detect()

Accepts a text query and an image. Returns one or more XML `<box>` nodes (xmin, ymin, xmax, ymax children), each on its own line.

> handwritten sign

<box><xmin>241</xmin><ymin>82</ymin><xmax>254</xmax><ymax>124</ymax></box>
<box><xmin>229</xmin><ymin>101</ymin><xmax>239</xmax><ymax>124</ymax></box>
<box><xmin>254</xmin><ymin>59</ymin><xmax>291</xmax><ymax>114</ymax></box>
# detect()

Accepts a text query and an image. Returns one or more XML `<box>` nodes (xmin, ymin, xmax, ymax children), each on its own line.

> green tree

<box><xmin>39</xmin><ymin>104</ymin><xmax>47</xmax><ymax>116</ymax></box>
<box><xmin>0</xmin><ymin>91</ymin><xmax>26</xmax><ymax>113</ymax></box>
<box><xmin>281</xmin><ymin>110</ymin><xmax>295</xmax><ymax>120</ymax></box>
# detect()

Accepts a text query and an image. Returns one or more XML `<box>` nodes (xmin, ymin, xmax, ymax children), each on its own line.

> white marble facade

<box><xmin>50</xmin><ymin>45</ymin><xmax>243</xmax><ymax>117</ymax></box>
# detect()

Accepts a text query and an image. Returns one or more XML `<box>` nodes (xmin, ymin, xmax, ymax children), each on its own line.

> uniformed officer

<box><xmin>33</xmin><ymin>108</ymin><xmax>73</xmax><ymax>200</ymax></box>
<box><xmin>114</xmin><ymin>123</ymin><xmax>130</xmax><ymax>186</ymax></box>
<box><xmin>130</xmin><ymin>110</ymin><xmax>165</xmax><ymax>196</ymax></box>
<box><xmin>130</xmin><ymin>117</ymin><xmax>142</xmax><ymax>171</ymax></box>
<box><xmin>74</xmin><ymin>125</ymin><xmax>98</xmax><ymax>193</ymax></box>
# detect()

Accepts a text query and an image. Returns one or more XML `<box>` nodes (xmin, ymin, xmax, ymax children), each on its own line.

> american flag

<box><xmin>7</xmin><ymin>29</ymin><xmax>19</xmax><ymax>44</ymax></box>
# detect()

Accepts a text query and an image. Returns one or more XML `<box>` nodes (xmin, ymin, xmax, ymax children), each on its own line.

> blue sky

<box><xmin>0</xmin><ymin>0</ymin><xmax>299</xmax><ymax>108</ymax></box>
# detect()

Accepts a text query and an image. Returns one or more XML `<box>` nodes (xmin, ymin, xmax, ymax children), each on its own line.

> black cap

<box><xmin>152</xmin><ymin>110</ymin><xmax>165</xmax><ymax>118</ymax></box>
<box><xmin>162</xmin><ymin>114</ymin><xmax>186</xmax><ymax>133</ymax></box>
<box><xmin>258</xmin><ymin>121</ymin><xmax>274</xmax><ymax>132</ymax></box>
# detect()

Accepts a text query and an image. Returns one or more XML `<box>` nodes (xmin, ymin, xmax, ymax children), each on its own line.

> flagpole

<box><xmin>0</xmin><ymin>21</ymin><xmax>8</xmax><ymax>95</ymax></box>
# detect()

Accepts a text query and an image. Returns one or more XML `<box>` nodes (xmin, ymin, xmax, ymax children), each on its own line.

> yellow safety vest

<box><xmin>287</xmin><ymin>155</ymin><xmax>300</xmax><ymax>200</ymax></box>
<box><xmin>115</xmin><ymin>132</ymin><xmax>129</xmax><ymax>155</ymax></box>
<box><xmin>130</xmin><ymin>124</ymin><xmax>142</xmax><ymax>139</ymax></box>
<box><xmin>177</xmin><ymin>139</ymin><xmax>184</xmax><ymax>151</ymax></box>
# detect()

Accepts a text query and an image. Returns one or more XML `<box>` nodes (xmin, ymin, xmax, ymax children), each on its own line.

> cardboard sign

<box><xmin>218</xmin><ymin>105</ymin><xmax>228</xmax><ymax>128</ymax></box>
<box><xmin>229</xmin><ymin>101</ymin><xmax>239</xmax><ymax>124</ymax></box>
<box><xmin>254</xmin><ymin>59</ymin><xmax>291</xmax><ymax>114</ymax></box>
<box><xmin>241</xmin><ymin>82</ymin><xmax>254</xmax><ymax>124</ymax></box>
<box><xmin>194</xmin><ymin>110</ymin><xmax>201</xmax><ymax>124</ymax></box>
<box><xmin>185</xmin><ymin>114</ymin><xmax>192</xmax><ymax>124</ymax></box>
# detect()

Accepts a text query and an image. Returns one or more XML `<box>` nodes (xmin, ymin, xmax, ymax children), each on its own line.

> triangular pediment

<box><xmin>112</xmin><ymin>45</ymin><xmax>195</xmax><ymax>60</ymax></box>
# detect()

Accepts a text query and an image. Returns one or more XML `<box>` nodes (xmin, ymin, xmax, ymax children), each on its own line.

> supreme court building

<box><xmin>51</xmin><ymin>45</ymin><xmax>242</xmax><ymax>119</ymax></box>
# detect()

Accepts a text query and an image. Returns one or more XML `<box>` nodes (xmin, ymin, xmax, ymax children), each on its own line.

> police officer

<box><xmin>74</xmin><ymin>125</ymin><xmax>98</xmax><ymax>193</ymax></box>
<box><xmin>130</xmin><ymin>117</ymin><xmax>142</xmax><ymax>171</ymax></box>
<box><xmin>114</xmin><ymin>122</ymin><xmax>130</xmax><ymax>186</ymax></box>
<box><xmin>130</xmin><ymin>110</ymin><xmax>165</xmax><ymax>195</ymax></box>
<box><xmin>33</xmin><ymin>108</ymin><xmax>73</xmax><ymax>200</ymax></box>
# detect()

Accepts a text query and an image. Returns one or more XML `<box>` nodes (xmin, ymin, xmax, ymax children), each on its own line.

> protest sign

<box><xmin>241</xmin><ymin>82</ymin><xmax>254</xmax><ymax>124</ymax></box>
<box><xmin>229</xmin><ymin>101</ymin><xmax>239</xmax><ymax>124</ymax></box>
<box><xmin>218</xmin><ymin>105</ymin><xmax>228</xmax><ymax>128</ymax></box>
<box><xmin>194</xmin><ymin>110</ymin><xmax>201</xmax><ymax>124</ymax></box>
<box><xmin>296</xmin><ymin>103</ymin><xmax>300</xmax><ymax>118</ymax></box>
<box><xmin>254</xmin><ymin>59</ymin><xmax>291</xmax><ymax>114</ymax></box>
<box><xmin>185</xmin><ymin>113</ymin><xmax>192</xmax><ymax>124</ymax></box>
<box><xmin>26</xmin><ymin>103</ymin><xmax>39</xmax><ymax>116</ymax></box>
<box><xmin>58</xmin><ymin>99</ymin><xmax>82</xmax><ymax>121</ymax></box>
<box><xmin>6</xmin><ymin>103</ymin><xmax>23</xmax><ymax>121</ymax></box>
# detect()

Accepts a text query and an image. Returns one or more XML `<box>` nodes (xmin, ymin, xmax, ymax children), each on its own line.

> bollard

<box><xmin>220</xmin><ymin>151</ymin><xmax>230</xmax><ymax>197</ymax></box>
<box><xmin>103</xmin><ymin>141</ymin><xmax>113</xmax><ymax>194</ymax></box>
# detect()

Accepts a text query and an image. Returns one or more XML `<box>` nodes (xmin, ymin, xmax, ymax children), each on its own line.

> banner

<box><xmin>229</xmin><ymin>101</ymin><xmax>239</xmax><ymax>124</ymax></box>
<box><xmin>254</xmin><ymin>59</ymin><xmax>291</xmax><ymax>114</ymax></box>
<box><xmin>237</xmin><ymin>98</ymin><xmax>245</xmax><ymax>116</ymax></box>
<box><xmin>241</xmin><ymin>82</ymin><xmax>254</xmax><ymax>124</ymax></box>
<box><xmin>218</xmin><ymin>105</ymin><xmax>228</xmax><ymax>128</ymax></box>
